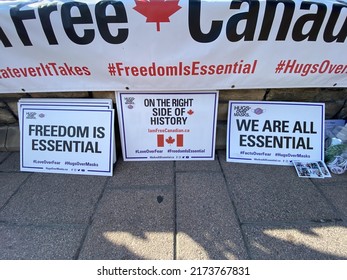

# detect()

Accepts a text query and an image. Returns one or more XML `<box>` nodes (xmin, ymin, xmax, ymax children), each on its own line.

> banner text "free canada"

<box><xmin>1</xmin><ymin>0</ymin><xmax>346</xmax><ymax>47</ymax></box>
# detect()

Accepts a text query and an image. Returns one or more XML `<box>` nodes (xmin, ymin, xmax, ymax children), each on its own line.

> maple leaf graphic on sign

<box><xmin>133</xmin><ymin>0</ymin><xmax>182</xmax><ymax>31</ymax></box>
<box><xmin>166</xmin><ymin>136</ymin><xmax>175</xmax><ymax>144</ymax></box>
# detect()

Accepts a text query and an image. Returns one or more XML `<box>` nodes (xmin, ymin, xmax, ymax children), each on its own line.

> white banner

<box><xmin>227</xmin><ymin>101</ymin><xmax>325</xmax><ymax>165</ymax></box>
<box><xmin>116</xmin><ymin>91</ymin><xmax>218</xmax><ymax>161</ymax></box>
<box><xmin>0</xmin><ymin>0</ymin><xmax>346</xmax><ymax>93</ymax></box>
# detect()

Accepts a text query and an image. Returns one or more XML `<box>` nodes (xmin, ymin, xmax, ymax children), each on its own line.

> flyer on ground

<box><xmin>19</xmin><ymin>104</ymin><xmax>115</xmax><ymax>176</ymax></box>
<box><xmin>116</xmin><ymin>91</ymin><xmax>218</xmax><ymax>161</ymax></box>
<box><xmin>227</xmin><ymin>101</ymin><xmax>325</xmax><ymax>165</ymax></box>
<box><xmin>293</xmin><ymin>161</ymin><xmax>331</xmax><ymax>178</ymax></box>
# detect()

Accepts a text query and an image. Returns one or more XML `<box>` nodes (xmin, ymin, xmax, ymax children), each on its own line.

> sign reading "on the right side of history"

<box><xmin>117</xmin><ymin>91</ymin><xmax>218</xmax><ymax>161</ymax></box>
<box><xmin>227</xmin><ymin>101</ymin><xmax>325</xmax><ymax>165</ymax></box>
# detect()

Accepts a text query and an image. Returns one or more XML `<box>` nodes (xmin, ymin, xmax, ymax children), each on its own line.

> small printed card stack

<box><xmin>293</xmin><ymin>161</ymin><xmax>331</xmax><ymax>178</ymax></box>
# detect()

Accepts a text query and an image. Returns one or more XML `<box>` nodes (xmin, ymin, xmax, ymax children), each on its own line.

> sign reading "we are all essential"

<box><xmin>227</xmin><ymin>101</ymin><xmax>325</xmax><ymax>165</ymax></box>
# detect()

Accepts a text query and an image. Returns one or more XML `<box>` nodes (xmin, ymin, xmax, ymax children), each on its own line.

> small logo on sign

<box><xmin>26</xmin><ymin>112</ymin><xmax>37</xmax><ymax>119</ymax></box>
<box><xmin>125</xmin><ymin>97</ymin><xmax>135</xmax><ymax>109</ymax></box>
<box><xmin>187</xmin><ymin>109</ymin><xmax>194</xmax><ymax>115</ymax></box>
<box><xmin>233</xmin><ymin>105</ymin><xmax>251</xmax><ymax>117</ymax></box>
<box><xmin>253</xmin><ymin>108</ymin><xmax>265</xmax><ymax>115</ymax></box>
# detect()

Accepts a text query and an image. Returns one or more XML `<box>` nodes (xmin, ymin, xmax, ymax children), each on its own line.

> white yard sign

<box><xmin>20</xmin><ymin>103</ymin><xmax>114</xmax><ymax>176</ymax></box>
<box><xmin>227</xmin><ymin>101</ymin><xmax>325</xmax><ymax>165</ymax></box>
<box><xmin>117</xmin><ymin>91</ymin><xmax>218</xmax><ymax>161</ymax></box>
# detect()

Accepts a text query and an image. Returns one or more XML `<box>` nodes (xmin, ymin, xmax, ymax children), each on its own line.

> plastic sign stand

<box><xmin>19</xmin><ymin>99</ymin><xmax>115</xmax><ymax>176</ymax></box>
<box><xmin>116</xmin><ymin>91</ymin><xmax>218</xmax><ymax>161</ymax></box>
<box><xmin>227</xmin><ymin>101</ymin><xmax>325</xmax><ymax>165</ymax></box>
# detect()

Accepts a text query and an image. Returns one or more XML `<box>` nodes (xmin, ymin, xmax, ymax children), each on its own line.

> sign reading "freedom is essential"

<box><xmin>0</xmin><ymin>0</ymin><xmax>346</xmax><ymax>93</ymax></box>
<box><xmin>19</xmin><ymin>99</ymin><xmax>115</xmax><ymax>176</ymax></box>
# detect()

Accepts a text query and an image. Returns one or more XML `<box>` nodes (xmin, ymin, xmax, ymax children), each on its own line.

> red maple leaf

<box><xmin>133</xmin><ymin>0</ymin><xmax>182</xmax><ymax>31</ymax></box>
<box><xmin>187</xmin><ymin>109</ymin><xmax>194</xmax><ymax>115</ymax></box>
<box><xmin>166</xmin><ymin>136</ymin><xmax>175</xmax><ymax>144</ymax></box>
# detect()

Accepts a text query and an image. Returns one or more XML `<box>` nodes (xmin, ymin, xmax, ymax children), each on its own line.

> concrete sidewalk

<box><xmin>0</xmin><ymin>151</ymin><xmax>346</xmax><ymax>260</ymax></box>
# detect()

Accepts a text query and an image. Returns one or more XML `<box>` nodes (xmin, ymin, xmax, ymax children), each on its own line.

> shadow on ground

<box><xmin>0</xmin><ymin>152</ymin><xmax>346</xmax><ymax>260</ymax></box>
